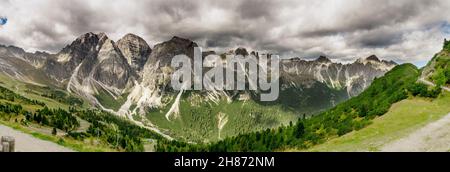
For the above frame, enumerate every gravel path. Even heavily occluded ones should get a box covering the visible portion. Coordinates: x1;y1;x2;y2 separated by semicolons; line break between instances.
381;78;450;152
418;78;450;92
0;125;74;152
381;113;450;152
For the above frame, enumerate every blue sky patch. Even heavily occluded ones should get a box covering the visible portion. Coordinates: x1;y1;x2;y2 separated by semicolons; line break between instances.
440;21;450;34
0;17;7;26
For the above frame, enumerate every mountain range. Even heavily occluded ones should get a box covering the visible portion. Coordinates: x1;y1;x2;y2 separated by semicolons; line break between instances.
0;32;397;141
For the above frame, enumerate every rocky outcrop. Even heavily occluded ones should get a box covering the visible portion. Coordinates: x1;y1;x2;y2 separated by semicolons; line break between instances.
315;56;332;63
0;45;54;85
36;32;135;109
281;55;396;97
145;36;198;67
92;38;133;89
235;47;249;56
0;45;49;68
117;33;151;74
123;36;200;115
44;32;105;82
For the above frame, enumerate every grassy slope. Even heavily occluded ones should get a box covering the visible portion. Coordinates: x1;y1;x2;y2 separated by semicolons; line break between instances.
146;93;297;143
157;64;421;152
146;81;347;143
0;73;116;152
0;73;88;110
300;44;450;152
0;120;115;152
94;87;129;111
304;88;450;152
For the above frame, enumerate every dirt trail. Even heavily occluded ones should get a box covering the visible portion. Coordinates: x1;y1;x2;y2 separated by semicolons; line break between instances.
418;78;450;92
0;125;74;152
381;112;450;152
381;78;450;152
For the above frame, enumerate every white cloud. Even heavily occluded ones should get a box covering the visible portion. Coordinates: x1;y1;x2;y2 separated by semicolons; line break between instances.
0;0;449;65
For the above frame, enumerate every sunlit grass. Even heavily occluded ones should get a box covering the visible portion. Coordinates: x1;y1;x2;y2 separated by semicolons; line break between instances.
301;92;450;152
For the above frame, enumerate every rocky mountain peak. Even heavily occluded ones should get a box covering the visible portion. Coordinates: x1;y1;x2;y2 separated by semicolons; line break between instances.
169;36;198;47
202;51;216;58
356;55;395;67
146;36;198;67
170;36;185;40
385;60;397;66
235;47;249;56
316;56;331;63
0;44;50;69
45;32;118;83
60;32;111;57
74;32;98;44
117;33;151;72
119;33;147;44
366;55;380;62
92;37;133;89
0;45;26;57
59;33;102;57
73;32;110;45
288;57;304;62
0;45;25;52
250;51;259;57
97;32;109;44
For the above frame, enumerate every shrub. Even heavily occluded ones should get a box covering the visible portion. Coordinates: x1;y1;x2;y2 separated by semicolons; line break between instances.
408;83;428;97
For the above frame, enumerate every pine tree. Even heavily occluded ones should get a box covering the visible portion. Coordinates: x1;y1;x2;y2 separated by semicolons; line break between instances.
293;120;305;139
52;127;57;135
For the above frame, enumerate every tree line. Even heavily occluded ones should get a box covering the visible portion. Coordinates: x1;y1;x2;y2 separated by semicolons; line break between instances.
0;84;166;152
156;64;425;152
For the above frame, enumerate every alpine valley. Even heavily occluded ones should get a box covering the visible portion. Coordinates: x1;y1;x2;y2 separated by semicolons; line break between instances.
0;32;398;150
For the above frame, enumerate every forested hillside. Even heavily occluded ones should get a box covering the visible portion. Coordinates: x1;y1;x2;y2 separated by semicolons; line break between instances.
0;83;167;152
423;39;450;86
156;64;421;152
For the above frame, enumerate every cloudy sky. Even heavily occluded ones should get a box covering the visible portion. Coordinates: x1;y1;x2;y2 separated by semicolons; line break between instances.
1;0;450;66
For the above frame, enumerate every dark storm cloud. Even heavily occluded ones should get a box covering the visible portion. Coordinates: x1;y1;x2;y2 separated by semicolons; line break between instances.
156;0;200;22
0;0;449;64
299;0;440;38
0;36;13;46
204;33;244;48
355;34;403;48
347;28;405;48
57;1;108;34
237;0;277;20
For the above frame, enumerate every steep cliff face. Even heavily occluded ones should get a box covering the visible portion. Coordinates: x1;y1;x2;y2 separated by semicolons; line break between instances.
92;38;133;89
44;32;105;83
60;33;135;110
145;36;198;67
117;34;151;75
120;36;199;116
281;55;396;97
0;45;54;85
